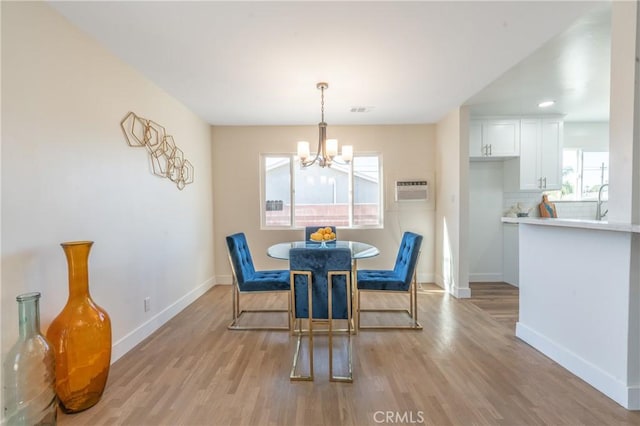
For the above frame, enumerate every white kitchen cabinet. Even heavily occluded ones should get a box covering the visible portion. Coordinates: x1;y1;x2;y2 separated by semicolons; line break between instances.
519;118;563;190
469;119;520;159
484;120;520;156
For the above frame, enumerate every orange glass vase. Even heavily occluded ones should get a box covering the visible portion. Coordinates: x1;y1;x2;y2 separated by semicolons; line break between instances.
46;241;111;413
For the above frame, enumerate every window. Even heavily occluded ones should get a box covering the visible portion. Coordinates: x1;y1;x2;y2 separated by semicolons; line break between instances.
547;149;608;201
261;153;383;229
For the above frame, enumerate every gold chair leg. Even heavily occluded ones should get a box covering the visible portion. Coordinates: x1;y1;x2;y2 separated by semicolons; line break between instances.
412;275;419;325
357;271;422;330
290;271;314;381
231;280;238;322
227;284;291;330
352;259;358;335
328;270;353;382
227;254;290;331
357;283;362;332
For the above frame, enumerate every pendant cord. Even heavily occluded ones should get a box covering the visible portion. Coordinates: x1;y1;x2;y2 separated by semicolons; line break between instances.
320;86;325;123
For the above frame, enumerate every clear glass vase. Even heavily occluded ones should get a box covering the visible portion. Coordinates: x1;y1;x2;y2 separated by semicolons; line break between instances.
3;292;57;425
46;241;111;413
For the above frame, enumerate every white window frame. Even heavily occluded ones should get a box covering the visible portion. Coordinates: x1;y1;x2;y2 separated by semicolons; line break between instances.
260;153;384;230
547;148;608;201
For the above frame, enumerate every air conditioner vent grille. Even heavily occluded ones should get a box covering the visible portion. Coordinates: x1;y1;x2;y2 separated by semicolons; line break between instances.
395;180;428;201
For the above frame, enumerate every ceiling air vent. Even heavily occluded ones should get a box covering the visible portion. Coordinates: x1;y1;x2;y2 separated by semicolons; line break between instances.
350;106;374;113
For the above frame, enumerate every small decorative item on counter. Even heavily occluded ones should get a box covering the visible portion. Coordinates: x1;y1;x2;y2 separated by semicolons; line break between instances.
3;292;57;425
504;202;532;218
539;194;558;218
46;241;111;413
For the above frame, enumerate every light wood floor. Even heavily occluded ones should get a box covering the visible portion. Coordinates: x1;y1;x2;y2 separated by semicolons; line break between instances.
468;282;519;330
59;283;640;426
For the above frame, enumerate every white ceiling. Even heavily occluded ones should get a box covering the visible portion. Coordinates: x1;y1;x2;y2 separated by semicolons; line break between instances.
466;2;611;122
49;1;608;126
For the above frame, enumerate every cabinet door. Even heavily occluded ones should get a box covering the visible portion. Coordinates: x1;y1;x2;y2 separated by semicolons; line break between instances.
469;120;484;157
519;120;541;190
540;119;563;190
483;120;520;156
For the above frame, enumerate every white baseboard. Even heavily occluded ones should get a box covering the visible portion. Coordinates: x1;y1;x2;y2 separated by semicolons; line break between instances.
434;273;444;288
433;273;470;298
452;287;471;298
516;321;639;410
468;272;503;282
216;274;232;285
111;277;216;363
417;272;434;283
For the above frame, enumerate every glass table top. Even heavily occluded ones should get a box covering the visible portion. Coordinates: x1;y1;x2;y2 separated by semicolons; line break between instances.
267;240;380;260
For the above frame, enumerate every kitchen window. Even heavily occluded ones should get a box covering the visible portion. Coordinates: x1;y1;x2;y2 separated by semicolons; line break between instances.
547;149;609;201
261;153;383;229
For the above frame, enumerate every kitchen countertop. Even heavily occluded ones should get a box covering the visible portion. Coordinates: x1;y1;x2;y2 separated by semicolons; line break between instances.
501;216;640;233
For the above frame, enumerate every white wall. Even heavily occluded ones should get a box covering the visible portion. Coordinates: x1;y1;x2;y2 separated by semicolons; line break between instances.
517;224;637;408
469;161;504;282
609;0;639;224
435;108;470;298
1;2;215;405
563;122;609;151
515;3;640;409
211;124;435;283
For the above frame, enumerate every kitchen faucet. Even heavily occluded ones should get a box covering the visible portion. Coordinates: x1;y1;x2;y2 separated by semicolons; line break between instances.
596;184;608;220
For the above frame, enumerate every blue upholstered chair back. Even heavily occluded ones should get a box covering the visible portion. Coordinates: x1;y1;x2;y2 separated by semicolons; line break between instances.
226;233;256;284
290;248;351;319
304;226;337;241
225;232;289;293
357;232;423;292
393;232;423;286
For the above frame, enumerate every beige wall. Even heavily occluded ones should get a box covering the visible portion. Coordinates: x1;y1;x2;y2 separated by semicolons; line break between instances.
1;1;215;393
212;124;436;283
435;108;470;298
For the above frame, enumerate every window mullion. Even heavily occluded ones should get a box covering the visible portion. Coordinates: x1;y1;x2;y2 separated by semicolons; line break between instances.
290;154;296;228
348;160;354;227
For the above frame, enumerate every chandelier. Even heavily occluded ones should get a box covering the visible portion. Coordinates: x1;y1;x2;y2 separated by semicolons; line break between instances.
297;82;353;168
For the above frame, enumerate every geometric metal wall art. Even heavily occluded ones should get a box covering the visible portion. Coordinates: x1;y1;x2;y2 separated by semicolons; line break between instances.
120;111;194;190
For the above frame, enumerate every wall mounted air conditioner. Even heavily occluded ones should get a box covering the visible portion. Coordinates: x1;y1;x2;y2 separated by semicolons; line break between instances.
395;180;428;201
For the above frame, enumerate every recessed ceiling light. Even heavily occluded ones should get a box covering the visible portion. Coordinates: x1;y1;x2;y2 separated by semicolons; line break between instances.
538;100;555;108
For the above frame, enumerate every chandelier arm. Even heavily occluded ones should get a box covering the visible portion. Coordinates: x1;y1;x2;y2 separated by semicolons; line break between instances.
300;149;321;167
299;82;348;168
299;146;321;168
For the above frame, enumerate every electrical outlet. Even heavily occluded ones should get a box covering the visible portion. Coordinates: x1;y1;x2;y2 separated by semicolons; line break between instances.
144;297;151;312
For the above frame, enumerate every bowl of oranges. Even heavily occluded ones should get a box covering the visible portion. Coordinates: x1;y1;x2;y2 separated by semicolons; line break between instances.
309;227;336;246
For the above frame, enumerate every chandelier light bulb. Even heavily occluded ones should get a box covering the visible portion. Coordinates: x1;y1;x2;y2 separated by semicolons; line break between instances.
326;139;338;157
341;145;353;162
297;141;310;160
297;82;353;168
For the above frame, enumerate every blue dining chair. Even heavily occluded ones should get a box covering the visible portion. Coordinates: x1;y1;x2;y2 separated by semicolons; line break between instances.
357;231;423;330
289;247;353;382
226;232;291;330
304;226;337;241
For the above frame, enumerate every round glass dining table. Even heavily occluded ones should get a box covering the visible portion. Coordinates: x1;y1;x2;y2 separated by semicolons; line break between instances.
267;240;379;260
